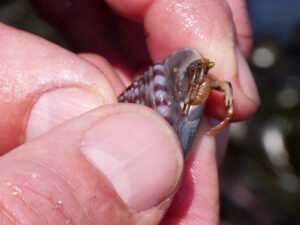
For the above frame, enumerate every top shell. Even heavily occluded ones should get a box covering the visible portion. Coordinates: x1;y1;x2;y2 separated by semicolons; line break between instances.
118;48;206;158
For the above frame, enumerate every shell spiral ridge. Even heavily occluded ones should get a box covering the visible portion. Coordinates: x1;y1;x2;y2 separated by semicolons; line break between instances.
118;63;174;124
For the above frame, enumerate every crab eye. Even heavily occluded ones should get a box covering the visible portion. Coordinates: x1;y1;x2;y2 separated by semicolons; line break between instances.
208;62;215;68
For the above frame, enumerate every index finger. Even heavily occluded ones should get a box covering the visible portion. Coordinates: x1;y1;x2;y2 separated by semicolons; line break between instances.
106;0;260;121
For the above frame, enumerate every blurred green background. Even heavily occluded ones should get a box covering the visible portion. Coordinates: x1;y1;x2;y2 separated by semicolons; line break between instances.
1;0;299;224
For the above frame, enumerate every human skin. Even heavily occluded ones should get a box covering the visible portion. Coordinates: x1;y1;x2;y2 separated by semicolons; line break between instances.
0;0;259;224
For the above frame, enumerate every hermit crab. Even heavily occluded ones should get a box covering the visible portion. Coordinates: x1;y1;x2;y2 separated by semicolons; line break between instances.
118;48;233;157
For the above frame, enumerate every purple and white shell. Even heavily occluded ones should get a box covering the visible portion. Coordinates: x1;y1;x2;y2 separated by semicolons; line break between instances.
118;48;207;158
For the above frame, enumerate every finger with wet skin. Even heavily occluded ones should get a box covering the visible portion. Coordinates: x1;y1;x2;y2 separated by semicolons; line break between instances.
0;23;116;155
106;0;260;121
0;104;183;224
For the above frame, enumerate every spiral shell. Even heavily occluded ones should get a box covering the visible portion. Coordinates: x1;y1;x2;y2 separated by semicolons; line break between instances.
118;48;207;157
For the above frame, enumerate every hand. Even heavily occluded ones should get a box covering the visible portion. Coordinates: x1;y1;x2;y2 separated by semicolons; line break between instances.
0;0;259;224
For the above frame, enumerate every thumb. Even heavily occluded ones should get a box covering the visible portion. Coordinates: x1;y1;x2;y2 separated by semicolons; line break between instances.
0;104;183;224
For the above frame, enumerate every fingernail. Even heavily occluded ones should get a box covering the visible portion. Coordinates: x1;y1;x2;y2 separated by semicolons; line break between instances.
81;111;183;211
236;47;260;105
26;88;103;141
